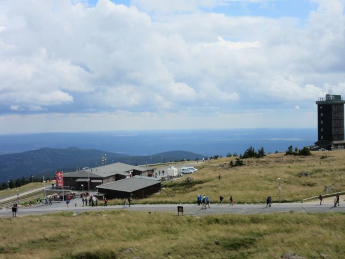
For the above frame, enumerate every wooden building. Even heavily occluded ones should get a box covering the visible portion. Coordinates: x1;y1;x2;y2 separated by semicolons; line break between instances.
63;162;154;190
96;176;161;199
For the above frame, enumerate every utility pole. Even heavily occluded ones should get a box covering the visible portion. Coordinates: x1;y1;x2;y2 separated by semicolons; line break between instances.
277;178;281;204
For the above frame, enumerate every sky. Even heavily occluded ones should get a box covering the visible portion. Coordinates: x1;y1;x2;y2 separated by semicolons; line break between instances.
0;0;345;134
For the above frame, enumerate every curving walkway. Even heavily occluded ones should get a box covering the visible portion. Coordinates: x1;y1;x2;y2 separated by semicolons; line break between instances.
1;199;344;218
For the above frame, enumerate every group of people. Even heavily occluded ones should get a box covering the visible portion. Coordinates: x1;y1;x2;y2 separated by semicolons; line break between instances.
219;195;234;205
44;197;53;205
318;194;340;207
122;196;132;208
197;194;210;209
79;195;98;207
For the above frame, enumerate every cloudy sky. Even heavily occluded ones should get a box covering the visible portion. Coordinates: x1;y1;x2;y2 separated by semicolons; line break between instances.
0;0;344;134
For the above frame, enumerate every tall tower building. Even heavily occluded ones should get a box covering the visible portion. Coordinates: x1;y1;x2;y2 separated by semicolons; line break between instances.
316;94;345;149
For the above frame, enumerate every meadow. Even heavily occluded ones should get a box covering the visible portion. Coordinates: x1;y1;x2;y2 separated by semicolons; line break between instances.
1;151;345;258
0;183;46;200
1;210;344;259
137;150;345;205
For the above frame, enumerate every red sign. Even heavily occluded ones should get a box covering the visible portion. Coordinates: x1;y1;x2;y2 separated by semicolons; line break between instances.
56;171;63;188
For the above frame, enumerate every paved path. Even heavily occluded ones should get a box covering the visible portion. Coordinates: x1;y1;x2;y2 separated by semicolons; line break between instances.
0;187;46;204
1;198;344;218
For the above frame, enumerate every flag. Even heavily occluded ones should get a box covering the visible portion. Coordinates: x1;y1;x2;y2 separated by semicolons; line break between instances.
56;171;63;188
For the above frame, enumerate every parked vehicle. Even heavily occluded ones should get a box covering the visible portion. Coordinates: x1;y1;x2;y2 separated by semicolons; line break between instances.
181;167;198;173
181;168;193;174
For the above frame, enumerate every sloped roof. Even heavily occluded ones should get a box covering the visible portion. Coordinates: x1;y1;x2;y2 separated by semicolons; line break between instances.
64;162;149;178
64;171;100;178
96;177;160;193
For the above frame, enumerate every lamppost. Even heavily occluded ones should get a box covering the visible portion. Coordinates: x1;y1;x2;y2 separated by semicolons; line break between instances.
277;178;281;204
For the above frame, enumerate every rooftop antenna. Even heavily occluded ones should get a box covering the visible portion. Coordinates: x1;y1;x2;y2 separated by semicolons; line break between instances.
328;87;333;99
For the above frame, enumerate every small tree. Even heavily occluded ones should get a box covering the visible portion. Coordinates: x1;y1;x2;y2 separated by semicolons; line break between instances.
235;158;244;166
299;147;311;156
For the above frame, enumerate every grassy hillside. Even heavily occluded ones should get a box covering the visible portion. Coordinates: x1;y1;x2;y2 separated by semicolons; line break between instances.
1;210;344;258
0;182;46;200
140;150;345;204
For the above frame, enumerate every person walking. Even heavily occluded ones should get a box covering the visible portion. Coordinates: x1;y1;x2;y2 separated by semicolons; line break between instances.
318;194;323;205
266;196;271;207
123;198;126;208
206;196;210;208
49;197;52;205
12;204;18;217
85;197;88;206
202;195;206;209
104;198;108;206
230;196;233;206
92;196;97;207
334;196;338;207
220;196;223;205
336;194;340;206
128;196;131;207
74;199;78;207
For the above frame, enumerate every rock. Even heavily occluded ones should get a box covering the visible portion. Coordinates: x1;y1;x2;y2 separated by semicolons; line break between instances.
185;177;193;183
215;241;220;245
324;186;333;193
72;213;79;217
320;253;331;258
124;248;134;253
298;171;311;177
281;252;305;259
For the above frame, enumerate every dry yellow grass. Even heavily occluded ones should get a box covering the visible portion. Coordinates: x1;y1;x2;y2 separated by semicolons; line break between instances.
0;210;344;258
0;183;46;200
136;150;345;204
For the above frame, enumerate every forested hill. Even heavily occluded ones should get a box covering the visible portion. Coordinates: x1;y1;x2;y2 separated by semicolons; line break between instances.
0;147;205;182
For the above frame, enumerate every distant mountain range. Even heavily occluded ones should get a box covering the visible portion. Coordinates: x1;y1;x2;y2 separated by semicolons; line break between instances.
0;147;205;183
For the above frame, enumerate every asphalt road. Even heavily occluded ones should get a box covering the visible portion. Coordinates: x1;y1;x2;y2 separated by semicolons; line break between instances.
1;199;344;218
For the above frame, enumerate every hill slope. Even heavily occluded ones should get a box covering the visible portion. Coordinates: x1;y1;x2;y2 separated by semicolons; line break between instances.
0;147;205;182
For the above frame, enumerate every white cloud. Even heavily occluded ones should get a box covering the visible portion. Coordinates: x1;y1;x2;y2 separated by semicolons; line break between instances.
0;0;344;132
200;36;262;50
295;105;300;110
269;77;325;101
10;105;23;111
132;0;214;13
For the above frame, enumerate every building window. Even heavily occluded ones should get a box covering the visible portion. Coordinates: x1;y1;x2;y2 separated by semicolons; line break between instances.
320;106;322;109
321;113;323;116
321;128;323;132
321;136;323;140
321;120;323;124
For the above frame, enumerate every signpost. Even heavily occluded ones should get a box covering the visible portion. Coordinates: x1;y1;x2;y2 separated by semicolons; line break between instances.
177;206;183;216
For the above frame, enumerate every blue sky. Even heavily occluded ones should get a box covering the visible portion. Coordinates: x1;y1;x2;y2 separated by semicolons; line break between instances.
86;0;318;19
0;0;344;133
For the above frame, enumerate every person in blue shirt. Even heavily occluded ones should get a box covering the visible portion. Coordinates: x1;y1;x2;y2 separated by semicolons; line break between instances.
206;196;210;208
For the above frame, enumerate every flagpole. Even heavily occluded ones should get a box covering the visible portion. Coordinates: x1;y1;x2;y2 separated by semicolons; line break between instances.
62;171;64;202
